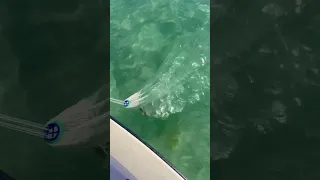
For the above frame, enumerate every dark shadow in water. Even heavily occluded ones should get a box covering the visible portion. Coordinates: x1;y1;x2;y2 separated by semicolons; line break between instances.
0;0;110;179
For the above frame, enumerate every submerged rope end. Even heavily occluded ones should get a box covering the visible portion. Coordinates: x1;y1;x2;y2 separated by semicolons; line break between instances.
124;99;130;107
125;92;143;108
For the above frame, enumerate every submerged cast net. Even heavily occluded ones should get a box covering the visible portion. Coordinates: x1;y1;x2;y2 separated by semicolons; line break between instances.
124;31;210;118
0;85;108;147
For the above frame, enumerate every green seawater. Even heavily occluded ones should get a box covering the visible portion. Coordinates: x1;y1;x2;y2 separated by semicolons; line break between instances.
110;0;210;179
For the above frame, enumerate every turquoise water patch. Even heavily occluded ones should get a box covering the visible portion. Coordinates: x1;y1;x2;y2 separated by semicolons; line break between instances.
110;0;210;179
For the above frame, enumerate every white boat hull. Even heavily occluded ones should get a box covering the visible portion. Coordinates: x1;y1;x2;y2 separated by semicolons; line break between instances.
110;117;186;180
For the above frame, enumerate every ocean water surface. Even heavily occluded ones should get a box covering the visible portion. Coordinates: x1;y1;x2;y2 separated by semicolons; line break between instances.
110;0;210;179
